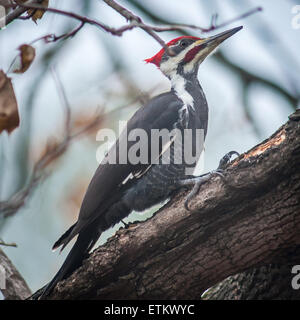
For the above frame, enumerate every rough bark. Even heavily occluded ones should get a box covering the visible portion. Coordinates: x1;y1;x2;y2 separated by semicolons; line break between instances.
203;262;300;300
0;248;31;300
42;109;300;300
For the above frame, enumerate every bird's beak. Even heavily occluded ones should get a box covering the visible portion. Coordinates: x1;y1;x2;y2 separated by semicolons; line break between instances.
195;25;243;49
190;26;243;64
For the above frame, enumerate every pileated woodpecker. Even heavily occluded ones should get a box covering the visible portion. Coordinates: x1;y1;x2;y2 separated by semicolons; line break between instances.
38;26;242;298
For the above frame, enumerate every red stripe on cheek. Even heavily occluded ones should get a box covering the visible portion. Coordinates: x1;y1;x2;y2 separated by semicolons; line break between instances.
184;46;201;63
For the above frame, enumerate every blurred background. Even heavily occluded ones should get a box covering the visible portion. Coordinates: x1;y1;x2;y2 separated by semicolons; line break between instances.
0;0;299;295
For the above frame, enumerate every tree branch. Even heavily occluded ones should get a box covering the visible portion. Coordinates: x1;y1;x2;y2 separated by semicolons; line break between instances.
0;248;31;299
2;0;42;25
7;0;260;55
202;261;300;300
38;109;300;300
0;239;17;247
30;22;85;44
0;71;104;219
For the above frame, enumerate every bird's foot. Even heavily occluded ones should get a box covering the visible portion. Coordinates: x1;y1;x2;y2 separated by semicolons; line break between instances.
179;170;224;211
180;151;239;211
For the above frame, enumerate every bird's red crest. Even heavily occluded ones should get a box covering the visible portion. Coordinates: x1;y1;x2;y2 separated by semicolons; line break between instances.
145;36;201;67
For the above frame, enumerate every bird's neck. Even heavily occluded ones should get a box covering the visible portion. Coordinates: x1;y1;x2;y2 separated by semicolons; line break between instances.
170;70;208;135
170;71;202;110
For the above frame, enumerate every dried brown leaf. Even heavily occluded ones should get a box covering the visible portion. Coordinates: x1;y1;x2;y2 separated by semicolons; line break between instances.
26;0;49;23
0;70;19;134
10;44;36;74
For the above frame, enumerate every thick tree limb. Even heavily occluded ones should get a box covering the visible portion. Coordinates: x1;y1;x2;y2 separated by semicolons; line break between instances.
0;248;31;299
41;110;300;299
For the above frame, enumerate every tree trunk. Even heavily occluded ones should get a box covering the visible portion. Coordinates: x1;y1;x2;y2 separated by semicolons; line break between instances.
40;110;300;300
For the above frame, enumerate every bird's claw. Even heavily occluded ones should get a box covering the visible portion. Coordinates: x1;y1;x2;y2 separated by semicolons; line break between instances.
183;151;239;211
184;170;222;211
218;151;239;170
214;168;225;178
184;180;202;211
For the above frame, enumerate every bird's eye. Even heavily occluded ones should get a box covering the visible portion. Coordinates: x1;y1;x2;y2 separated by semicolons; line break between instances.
180;40;188;48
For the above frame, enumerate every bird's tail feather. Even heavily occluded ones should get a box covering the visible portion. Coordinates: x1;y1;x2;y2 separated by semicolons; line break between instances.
52;223;77;251
39;227;100;299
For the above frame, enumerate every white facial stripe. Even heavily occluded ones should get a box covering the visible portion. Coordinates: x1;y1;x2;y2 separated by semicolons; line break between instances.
183;44;217;74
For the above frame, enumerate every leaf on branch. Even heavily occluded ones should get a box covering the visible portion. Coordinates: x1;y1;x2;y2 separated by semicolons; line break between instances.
27;0;49;23
0;70;19;134
8;44;36;74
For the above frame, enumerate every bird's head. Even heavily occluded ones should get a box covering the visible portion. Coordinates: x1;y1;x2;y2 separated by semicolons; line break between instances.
145;26;243;79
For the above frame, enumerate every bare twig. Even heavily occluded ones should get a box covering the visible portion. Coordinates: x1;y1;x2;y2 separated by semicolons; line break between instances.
0;72;104;218
10;0;175;54
0;238;17;247
2;0;41;25
102;0;174;55
143;7;262;33
8;0;261;55
0;115;104;218
208;6;262;30
9;0;141;37
30;22;85;44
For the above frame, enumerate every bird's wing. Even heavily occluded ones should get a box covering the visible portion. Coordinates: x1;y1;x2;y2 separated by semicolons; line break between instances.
67;91;183;241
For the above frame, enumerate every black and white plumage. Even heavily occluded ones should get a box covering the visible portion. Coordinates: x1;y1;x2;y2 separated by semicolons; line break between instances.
38;26;242;299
